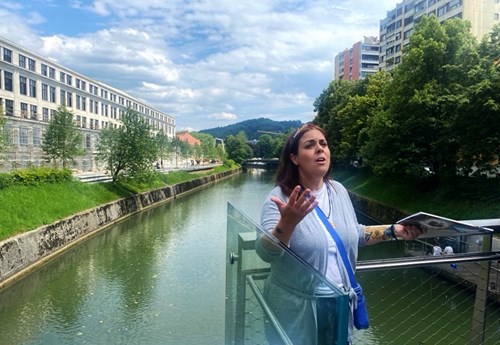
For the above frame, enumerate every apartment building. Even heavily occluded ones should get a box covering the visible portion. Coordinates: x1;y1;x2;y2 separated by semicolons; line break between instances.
0;36;175;172
379;0;500;71
334;36;380;81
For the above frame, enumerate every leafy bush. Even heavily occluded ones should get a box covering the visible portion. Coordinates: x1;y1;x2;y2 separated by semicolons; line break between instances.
9;167;73;186
0;173;13;189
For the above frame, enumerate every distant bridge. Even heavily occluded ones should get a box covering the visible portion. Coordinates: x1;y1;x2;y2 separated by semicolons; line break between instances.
242;158;280;168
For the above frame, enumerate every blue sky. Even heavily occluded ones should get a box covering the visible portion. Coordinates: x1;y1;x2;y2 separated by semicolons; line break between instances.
0;0;399;131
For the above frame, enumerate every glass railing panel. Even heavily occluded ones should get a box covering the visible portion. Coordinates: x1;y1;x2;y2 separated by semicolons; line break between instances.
225;202;349;345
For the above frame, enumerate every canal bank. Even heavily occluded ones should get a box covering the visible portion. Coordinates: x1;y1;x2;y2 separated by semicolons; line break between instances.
0;168;241;289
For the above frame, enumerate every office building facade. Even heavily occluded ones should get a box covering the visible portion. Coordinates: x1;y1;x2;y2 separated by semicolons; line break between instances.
0;36;175;172
334;36;380;80
379;0;500;71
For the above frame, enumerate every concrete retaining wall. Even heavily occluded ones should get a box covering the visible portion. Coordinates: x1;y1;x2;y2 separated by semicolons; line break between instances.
0;168;241;287
348;191;410;224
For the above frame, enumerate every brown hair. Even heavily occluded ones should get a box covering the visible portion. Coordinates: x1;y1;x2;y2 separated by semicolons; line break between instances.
275;123;332;195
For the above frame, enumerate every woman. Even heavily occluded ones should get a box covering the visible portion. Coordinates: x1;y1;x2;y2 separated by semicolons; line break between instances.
255;123;424;345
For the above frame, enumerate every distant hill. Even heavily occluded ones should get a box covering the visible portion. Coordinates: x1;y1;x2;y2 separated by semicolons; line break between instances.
199;118;302;140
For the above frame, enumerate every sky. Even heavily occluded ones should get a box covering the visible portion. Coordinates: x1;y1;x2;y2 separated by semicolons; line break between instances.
0;0;400;131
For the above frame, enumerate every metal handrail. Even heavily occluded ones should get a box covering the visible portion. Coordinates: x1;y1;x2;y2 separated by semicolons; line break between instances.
357;251;500;271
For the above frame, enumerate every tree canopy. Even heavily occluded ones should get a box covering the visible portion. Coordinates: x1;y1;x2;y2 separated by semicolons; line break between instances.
96;108;159;182
314;18;500;179
41;105;84;168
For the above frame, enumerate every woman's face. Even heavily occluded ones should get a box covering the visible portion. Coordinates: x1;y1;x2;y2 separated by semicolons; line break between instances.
290;128;331;181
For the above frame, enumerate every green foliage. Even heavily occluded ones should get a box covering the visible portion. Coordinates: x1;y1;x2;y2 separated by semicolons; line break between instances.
256;134;275;158
225;131;253;164
0;167;72;189
199;118;301;140
0;173;12;189
313;79;368;166
41;105;85;168
191;132;223;161
315;16;500;180
96;108;159;182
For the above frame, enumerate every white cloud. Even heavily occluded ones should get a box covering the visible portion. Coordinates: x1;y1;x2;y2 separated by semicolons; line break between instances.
0;0;401;130
208;112;238;120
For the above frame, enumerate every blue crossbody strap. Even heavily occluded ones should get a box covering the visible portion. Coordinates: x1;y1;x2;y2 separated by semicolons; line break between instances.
315;205;359;289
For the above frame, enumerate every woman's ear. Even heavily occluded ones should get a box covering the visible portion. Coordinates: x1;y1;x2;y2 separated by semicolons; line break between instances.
290;153;298;166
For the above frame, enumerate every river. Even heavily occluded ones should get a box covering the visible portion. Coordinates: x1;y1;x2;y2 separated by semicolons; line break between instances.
0;169;498;345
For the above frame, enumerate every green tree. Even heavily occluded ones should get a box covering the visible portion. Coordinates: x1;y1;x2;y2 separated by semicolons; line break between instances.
155;130;171;167
225;131;253;164
96;109;159;182
42;105;84;168
256;134;275;158
362;16;479;177
313;79;367;166
337;72;390;165
451;24;500;176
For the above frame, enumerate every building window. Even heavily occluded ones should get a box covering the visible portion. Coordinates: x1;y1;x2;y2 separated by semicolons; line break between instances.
29;79;36;97
43;107;49;122
4;71;13;91
41;63;48;76
66;74;72;86
49;67;55;79
495;13;499;20
21;102;28;118
33;128;41;147
86;135;91;149
81;96;86;111
30;104;37;119
3;48;12;63
19;54;26;68
19;76;27;95
50;109;56;120
67;91;72;107
5;99;14;116
28;58;36;72
60;90;66;105
42;83;48;101
49;86;56;103
60;71;66;83
20;127;28;146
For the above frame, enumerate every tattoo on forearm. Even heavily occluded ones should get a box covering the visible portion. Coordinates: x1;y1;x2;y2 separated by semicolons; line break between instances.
364;225;388;242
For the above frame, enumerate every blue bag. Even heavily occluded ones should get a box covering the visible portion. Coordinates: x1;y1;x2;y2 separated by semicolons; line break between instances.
315;205;370;330
353;285;370;330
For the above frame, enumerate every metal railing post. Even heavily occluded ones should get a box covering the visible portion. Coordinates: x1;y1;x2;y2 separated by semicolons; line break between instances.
469;234;493;345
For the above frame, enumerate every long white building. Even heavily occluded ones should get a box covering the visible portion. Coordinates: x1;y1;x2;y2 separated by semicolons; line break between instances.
379;0;500;71
0;36;175;172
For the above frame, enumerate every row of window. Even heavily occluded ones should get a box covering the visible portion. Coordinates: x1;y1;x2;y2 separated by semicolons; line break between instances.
3;123;94;150
382;0;464;32
2;98;118;132
0;42;173;125
2;70;133;121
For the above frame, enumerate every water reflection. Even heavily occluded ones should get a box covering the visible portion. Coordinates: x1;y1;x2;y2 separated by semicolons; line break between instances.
0;170;276;345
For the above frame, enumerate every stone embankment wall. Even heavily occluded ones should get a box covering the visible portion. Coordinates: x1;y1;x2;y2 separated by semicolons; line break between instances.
348;192;410;224
0;168;241;288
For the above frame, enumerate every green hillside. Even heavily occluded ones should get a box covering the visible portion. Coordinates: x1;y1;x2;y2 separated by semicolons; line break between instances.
199;118;302;140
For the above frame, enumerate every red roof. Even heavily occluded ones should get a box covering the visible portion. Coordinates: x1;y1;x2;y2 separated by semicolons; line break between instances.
176;131;201;146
